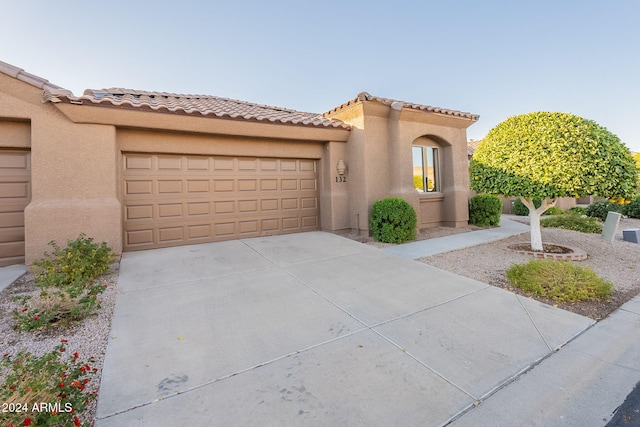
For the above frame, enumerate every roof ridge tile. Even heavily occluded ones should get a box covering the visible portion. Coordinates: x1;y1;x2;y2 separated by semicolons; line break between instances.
325;91;479;121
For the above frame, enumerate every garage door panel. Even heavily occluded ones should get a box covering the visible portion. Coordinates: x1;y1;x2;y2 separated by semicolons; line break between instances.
187;180;210;193
158;203;183;218
214;180;234;192
299;160;316;172
123;153;319;251
125;229;154;246
126;180;153;195
282;217;299;230
188;224;211;239
301;197;318;209
0;150;30;266
187;202;210;216
302;216;319;228
214;158;234;171
261;159;277;171
238;180;257;191
125;155;152;170
157;180;182;194
0;181;29;198
281;160;297;171
300;179;317;191
214;222;235;237
281;179;298;191
126;205;153;220
282;198;298;210
261;199;278;211
238;220;259;234
158;156;182;170
186;157;210;170
158;227;184;243
0;227;25;244
260;179;278;191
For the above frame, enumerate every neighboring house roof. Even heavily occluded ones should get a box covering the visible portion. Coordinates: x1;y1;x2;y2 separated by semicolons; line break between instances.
324;92;480;122
467;139;483;156
44;88;350;129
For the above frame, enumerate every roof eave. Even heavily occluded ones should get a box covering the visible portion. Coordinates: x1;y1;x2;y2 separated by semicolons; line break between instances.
51;101;351;142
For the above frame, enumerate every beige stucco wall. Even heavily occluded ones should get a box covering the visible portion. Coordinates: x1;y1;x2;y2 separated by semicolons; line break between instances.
0;73;121;265
326;99;475;234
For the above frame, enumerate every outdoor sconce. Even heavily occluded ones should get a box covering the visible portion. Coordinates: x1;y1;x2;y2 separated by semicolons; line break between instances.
336;160;347;175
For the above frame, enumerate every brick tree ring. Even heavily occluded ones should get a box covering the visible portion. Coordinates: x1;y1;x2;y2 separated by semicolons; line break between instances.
506;243;588;261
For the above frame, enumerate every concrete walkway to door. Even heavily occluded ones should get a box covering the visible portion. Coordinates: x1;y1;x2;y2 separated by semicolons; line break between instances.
95;232;593;426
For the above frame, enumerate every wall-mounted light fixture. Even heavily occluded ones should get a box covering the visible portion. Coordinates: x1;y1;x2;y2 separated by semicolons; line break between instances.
336;160;347;175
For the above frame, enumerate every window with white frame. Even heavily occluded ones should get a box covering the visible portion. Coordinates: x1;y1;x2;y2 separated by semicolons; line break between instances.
412;145;439;192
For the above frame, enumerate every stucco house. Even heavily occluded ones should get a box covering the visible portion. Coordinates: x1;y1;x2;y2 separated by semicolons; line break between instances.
0;60;478;266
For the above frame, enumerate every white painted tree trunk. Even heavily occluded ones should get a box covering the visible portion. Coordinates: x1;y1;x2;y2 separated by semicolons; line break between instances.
520;197;557;252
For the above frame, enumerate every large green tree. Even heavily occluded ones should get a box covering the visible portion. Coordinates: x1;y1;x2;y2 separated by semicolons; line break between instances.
635;151;640;187
471;112;638;251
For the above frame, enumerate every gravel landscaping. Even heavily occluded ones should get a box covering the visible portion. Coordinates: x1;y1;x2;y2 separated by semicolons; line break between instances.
1;216;639;424
0;268;119;425
419;217;640;320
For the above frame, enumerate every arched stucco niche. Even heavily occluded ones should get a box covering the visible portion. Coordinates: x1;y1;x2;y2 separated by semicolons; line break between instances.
411;134;466;227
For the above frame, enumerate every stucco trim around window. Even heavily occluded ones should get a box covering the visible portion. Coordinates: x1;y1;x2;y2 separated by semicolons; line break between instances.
412;145;441;193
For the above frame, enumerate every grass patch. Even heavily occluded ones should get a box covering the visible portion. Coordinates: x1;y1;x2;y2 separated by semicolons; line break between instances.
540;213;603;234
506;259;613;303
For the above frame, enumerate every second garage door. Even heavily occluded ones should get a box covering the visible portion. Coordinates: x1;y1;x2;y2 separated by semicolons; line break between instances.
0;150;30;266
123;153;319;251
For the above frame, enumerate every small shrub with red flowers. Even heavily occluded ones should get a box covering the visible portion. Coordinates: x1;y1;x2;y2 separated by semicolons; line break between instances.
13;234;114;331
0;341;97;427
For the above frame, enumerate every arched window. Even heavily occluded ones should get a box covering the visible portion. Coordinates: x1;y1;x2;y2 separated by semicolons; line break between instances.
412;145;440;192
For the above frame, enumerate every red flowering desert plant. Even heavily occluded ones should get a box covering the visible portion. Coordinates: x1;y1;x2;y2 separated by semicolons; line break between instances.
0;340;97;427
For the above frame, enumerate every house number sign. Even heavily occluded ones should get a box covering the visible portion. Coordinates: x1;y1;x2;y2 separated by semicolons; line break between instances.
335;176;347;183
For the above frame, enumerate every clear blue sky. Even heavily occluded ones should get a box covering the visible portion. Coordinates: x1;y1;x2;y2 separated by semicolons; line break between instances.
2;0;639;152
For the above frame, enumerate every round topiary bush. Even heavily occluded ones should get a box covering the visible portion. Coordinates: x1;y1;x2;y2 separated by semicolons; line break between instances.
586;200;624;221
370;197;417;243
469;194;502;226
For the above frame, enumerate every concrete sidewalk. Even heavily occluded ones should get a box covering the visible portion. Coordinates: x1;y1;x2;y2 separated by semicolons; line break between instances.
451;295;640;426
382;217;530;259
95;231;595;426
0;264;26;293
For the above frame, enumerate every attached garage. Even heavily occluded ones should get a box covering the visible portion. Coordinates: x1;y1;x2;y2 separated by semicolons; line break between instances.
0;60;475;264
0;150;30;266
123;153;319;251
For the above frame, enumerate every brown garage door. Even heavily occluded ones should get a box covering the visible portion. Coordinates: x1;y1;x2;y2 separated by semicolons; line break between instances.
0;150;31;266
123;153;319;251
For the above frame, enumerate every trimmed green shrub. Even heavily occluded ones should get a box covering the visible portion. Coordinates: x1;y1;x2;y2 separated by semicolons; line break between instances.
469;194;502;226
586;200;624;221
506;259;613;303
542;206;565;216
14;234;115;330
623;195;640;219
370;197;417;243
567;206;587;215
512;198;541;216
540;213;603;233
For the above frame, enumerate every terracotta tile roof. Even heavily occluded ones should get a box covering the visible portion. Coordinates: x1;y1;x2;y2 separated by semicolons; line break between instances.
0;60;72;96
44;88;350;129
324;91;480;121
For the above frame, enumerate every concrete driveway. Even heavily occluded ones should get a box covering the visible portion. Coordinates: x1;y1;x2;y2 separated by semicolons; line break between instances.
95;232;593;426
